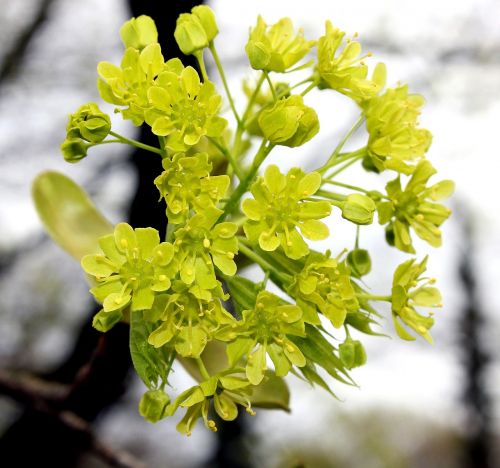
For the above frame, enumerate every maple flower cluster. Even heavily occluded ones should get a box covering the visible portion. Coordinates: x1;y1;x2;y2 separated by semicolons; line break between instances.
58;6;454;435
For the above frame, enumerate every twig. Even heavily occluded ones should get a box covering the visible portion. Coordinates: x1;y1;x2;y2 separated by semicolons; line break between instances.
0;368;145;468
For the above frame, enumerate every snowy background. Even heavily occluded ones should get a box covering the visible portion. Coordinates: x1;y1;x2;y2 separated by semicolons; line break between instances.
0;0;499;466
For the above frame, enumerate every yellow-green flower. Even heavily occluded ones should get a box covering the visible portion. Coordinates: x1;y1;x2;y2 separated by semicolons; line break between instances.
391;257;441;342
81;223;176;313
362;85;432;174
288;251;359;327
147;286;234;358
120;15;158;50
377;160;454;253
225;291;306;385
258;95;319;147
154;152;230;225
97;43;165;125
145;63;227;151
316;21;385;101
174;5;218;55
245;16;314;72
243;165;331;259
173;207;238;289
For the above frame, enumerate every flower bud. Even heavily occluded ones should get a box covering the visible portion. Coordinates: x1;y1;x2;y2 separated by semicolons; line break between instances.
258;95;319;147
60;138;89;163
347;249;372;277
139;390;170;423
174;6;218;57
341;194;376;225
67;103;111;143
339;339;367;369
92;309;123;332
192;6;218;43
120;15;158;50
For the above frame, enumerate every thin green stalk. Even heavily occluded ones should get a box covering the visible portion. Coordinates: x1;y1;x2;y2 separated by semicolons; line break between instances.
194;51;209;82
221;140;273;220
109;131;164;156
317;115;365;173
240;73;266;124
238;240;292;284
323;180;371;194
324;153;364;179
195;357;210;380
300;82;316;96
264;71;277;101
209;42;241;125
208;137;244;180
356;294;392;302
315;190;346;202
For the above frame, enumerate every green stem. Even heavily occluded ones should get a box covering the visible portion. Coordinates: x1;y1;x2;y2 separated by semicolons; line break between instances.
357;294;392;302
195;357;210;380
209;42;241;125
108;131;164;156
241;73;266;124
317;115;365;173
325;153;364;179
221;140;273;220
315;190;346;202
264;71;277;101
208;137;244;180
322;180;372;194
194;51;209;82
238;240;292;284
300;82;316;96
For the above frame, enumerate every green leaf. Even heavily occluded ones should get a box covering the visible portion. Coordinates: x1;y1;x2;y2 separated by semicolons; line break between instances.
32;171;113;261
248;371;290;411
130;311;171;389
92;308;123;332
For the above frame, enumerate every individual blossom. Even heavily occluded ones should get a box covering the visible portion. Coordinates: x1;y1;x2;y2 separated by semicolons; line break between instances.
362;85;432;174
391;257;441;342
224;291;306;385
97;39;165;125
168;371;254;435
245;16;314;72
81;223;176;313
258;95;319;147
154;152;230;224
173;206;239;288
339;336;367;369
174;5;218;56
316;21;386;101
145;63;227;151
242;165;331;259
120;15;158;50
377;160;454;253
287;251;359;328
147;282;235;358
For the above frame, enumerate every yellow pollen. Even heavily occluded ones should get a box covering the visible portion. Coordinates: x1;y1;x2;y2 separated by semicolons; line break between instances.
290;175;296;180
130;276;137;282
159;275;167;281
115;297;123;304
282;312;288;318
186;269;193;275
416;214;425;222
257;302;264;309
203;238;211;248
227;252;234;259
287;241;293;246
286;344;295;353
120;239;128;248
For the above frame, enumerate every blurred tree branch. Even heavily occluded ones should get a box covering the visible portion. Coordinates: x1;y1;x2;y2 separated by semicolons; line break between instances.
0;368;145;468
0;0;56;84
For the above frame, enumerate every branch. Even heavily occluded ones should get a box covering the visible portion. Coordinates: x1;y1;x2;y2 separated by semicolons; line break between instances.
0;0;56;84
0;368;145;468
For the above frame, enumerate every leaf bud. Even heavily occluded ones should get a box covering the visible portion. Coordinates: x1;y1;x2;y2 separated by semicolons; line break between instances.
339;339;367;369
92;309;123;332
175;6;218;56
192;6;218;43
120;15;158;50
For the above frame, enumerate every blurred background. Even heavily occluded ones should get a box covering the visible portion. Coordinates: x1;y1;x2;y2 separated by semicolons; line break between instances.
0;0;499;467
